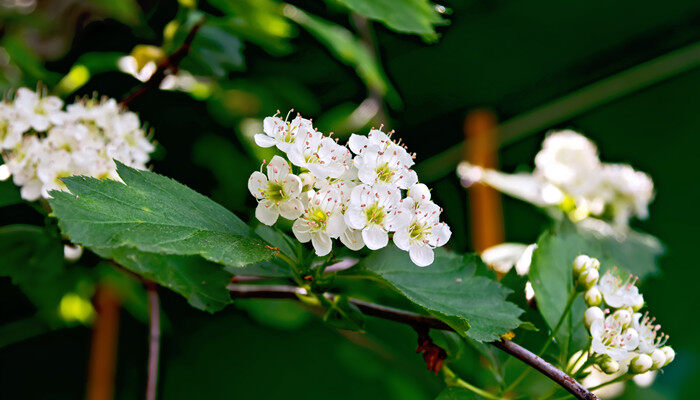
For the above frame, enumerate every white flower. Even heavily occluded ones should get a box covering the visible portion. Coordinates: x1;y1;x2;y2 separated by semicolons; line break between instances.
352;141;417;189
344;183;406;250
292;188;346;256
480;243;537;275
590;314;640;361
601;163;654;227
339;227;365;251
534;130;601;196
348;128;393;155
254;114;314;152
632;312;668;354
13;87;64;132
0;102;29;150
598;269;644;309
248;156;303;225
287;129;352;179
393;199;450;267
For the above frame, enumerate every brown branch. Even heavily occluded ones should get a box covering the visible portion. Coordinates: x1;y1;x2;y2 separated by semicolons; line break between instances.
145;282;161;400
227;283;598;400
120;19;206;107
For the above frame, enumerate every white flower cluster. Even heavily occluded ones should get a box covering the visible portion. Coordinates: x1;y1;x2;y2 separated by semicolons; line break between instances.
457;130;654;230
248;111;451;266
0;87;154;200
573;255;674;376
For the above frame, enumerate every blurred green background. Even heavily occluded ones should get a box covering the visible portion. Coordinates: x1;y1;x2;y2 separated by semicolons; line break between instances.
1;0;699;399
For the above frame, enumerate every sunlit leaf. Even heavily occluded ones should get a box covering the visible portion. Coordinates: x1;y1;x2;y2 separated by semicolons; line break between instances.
335;0;448;39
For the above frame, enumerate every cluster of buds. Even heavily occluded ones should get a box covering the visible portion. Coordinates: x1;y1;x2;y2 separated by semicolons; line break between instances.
0;87;154;201
573;255;674;377
248;111;451;266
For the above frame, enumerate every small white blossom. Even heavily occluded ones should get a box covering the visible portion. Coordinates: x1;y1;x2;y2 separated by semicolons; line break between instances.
590;314;640;361
534;130;601;197
393;198;450;267
633;312;669;354
350;131;417;189
344;183;407;250
292;188;346;256
13;87;64;132
287;129;352;179
254;113;314;152
598;269;644;309
248;156;303;226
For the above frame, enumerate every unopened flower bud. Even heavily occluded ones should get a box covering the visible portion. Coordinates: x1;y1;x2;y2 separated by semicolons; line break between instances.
584;306;604;329
599;356;620;374
64;244;83;262
298;172;315;192
573;255;591;277
584;287;602;307
586;258;601;270
632;297;645;312
650;348;666;370
661;346;675;366
577;268;599;290
630;354;653;374
612;309;632;328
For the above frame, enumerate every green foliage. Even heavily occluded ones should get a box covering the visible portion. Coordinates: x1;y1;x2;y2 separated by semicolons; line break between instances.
335;0;448;39
0;180;21;207
48;162;274;269
357;245;523;342
435;387;480;399
320;294;366;331
96;247;234;312
529;221;663;355
285;6;397;100
177;12;245;78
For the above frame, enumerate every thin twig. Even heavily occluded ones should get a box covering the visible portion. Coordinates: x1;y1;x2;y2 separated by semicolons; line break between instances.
227;283;598;400
145;282;161;400
120;19;206;107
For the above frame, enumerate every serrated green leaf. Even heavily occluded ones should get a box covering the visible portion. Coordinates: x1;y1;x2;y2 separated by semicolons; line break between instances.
48;162;274;269
335;0;448;39
96;247;233;312
358;245;523;342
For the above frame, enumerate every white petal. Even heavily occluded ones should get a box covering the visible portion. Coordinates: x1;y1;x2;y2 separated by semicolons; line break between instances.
515;244;538;276
340;228;364;251
263;116;283;136
348;133;368;155
362;226;388;250
292;218;311;243
326;212;346;238
311;233;332;256
254;134;277;148
20;179;43;201
392;228;411;251
384;209;410;232
282;174;302;197
278;198;303;220
408;183;431;203
344;207;366;230
267;155;290;182
409;243;434;267
255;200;279;225
248;171;268;198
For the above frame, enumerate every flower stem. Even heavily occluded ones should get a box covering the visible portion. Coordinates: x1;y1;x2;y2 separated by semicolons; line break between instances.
443;365;510;400
504;287;579;393
586;375;632;392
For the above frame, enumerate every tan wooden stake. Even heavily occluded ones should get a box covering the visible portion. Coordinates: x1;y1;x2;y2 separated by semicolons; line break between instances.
85;286;121;400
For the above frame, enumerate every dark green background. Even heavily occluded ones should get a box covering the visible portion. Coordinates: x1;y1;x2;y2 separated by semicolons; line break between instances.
1;0;698;399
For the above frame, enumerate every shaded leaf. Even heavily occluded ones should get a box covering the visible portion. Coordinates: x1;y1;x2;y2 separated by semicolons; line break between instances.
358;245;523;342
48;162;274;269
0;180;21;207
336;0;448;39
96;247;233;312
435;387;481;400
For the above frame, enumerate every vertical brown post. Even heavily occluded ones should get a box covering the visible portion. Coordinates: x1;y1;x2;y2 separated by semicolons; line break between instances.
464;109;504;253
86;286;121;400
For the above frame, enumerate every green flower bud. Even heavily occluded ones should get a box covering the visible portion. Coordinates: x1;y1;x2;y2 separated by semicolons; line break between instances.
584;287;602;307
630;354;653;374
661;346;675;366
299;172;315;192
573;255;591;277
577;267;599;290
599;356;620;374
632;297;645;312
584;306;604;329
650;349;666;370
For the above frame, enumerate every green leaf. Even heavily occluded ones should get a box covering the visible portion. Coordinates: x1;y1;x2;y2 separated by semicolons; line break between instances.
335;0;448;39
358;245;523;342
529;221;663;354
285;6;397;101
177;12;245;78
0;180;21;207
96;247;234;312
321;294;366;331
435;387;481;400
48;162;274;268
